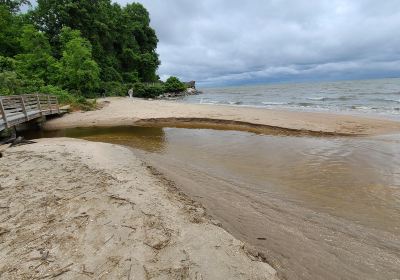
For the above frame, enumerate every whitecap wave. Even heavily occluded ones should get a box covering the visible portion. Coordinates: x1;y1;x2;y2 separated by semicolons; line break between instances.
261;102;287;105
383;99;400;103
306;96;354;101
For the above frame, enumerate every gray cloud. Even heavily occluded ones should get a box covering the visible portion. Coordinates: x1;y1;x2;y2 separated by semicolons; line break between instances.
118;0;400;86
29;0;400;86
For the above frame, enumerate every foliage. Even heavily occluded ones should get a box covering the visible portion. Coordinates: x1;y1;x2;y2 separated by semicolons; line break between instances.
163;76;186;93
101;81;127;97
0;71;20;95
0;55;16;71
72;96;97;111
131;82;163;98
0;4;23;57
39;84;74;104
56;27;100;97
14;25;57;84
132;82;145;97
0;1;191;109
31;0;159;83
143;84;164;98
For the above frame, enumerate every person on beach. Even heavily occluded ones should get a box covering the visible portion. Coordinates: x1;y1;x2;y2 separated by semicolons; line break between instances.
128;88;133;99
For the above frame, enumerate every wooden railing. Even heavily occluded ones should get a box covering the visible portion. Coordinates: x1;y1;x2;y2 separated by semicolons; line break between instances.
0;94;59;131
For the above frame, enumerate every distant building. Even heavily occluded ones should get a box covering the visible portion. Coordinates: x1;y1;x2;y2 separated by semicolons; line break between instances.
184;81;196;89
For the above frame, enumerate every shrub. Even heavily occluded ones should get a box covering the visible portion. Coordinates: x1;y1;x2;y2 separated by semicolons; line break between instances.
39;85;74;104
143;84;164;98
163;76;186;93
72;96;97;111
132;82;146;97
0;71;20;95
101;81;128;97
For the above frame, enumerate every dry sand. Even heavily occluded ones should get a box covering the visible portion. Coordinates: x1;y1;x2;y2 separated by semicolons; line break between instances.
0;138;278;280
45;97;400;135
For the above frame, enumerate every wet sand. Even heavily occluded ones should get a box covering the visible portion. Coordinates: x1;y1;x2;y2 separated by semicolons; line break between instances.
45;97;400;136
0;138;278;279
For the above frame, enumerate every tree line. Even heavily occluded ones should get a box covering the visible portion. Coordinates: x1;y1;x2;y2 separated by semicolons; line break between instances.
0;0;186;107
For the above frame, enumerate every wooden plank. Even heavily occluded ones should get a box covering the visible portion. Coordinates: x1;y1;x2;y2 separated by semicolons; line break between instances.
4;108;23;114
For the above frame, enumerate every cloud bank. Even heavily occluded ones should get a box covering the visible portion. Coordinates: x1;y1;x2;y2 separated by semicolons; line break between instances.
118;0;400;86
28;0;400;86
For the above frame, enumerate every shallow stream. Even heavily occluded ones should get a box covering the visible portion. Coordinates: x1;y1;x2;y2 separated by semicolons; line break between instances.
24;126;400;280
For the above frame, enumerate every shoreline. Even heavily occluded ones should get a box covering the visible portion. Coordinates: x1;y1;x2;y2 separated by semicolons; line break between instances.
44;97;400;136
0;138;278;279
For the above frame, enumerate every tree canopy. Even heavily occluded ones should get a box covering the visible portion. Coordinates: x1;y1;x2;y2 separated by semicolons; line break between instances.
30;0;160;84
0;0;166;103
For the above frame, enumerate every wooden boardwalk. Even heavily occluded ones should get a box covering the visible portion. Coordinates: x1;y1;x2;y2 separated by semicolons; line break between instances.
0;94;60;132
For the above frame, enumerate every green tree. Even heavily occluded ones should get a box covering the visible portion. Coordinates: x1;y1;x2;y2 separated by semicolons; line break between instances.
57;27;100;97
14;25;57;84
120;3;159;82
32;0;160;84
0;4;24;56
0;1;162;102
164;76;186;93
0;71;20;95
0;55;20;95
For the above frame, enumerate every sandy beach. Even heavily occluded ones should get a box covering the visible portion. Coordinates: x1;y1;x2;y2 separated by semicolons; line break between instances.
44;97;400;136
0;138;278;279
3;99;400;279
4;0;400;278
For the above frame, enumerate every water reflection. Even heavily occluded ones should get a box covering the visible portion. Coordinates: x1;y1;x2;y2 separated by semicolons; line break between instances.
25;126;400;232
158;129;400;232
25;126;167;152
23;126;400;279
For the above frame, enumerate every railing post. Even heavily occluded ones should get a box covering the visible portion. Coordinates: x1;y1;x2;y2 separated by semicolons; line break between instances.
47;95;52;114
55;96;60;114
20;95;29;121
0;98;9;128
36;94;43;116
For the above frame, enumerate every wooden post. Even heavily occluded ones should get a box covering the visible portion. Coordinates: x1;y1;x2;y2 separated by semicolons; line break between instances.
20;95;29;121
55;96;60;114
0;98;8;128
36;94;43;116
47;95;52;114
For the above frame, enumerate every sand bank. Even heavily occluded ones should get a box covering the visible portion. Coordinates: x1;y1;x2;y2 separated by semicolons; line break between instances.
44;97;400;135
0;138;278;279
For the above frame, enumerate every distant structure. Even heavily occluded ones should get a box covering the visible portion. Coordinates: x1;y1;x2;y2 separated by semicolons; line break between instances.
184;81;196;89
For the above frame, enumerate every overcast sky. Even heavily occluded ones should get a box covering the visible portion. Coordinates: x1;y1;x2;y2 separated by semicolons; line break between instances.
27;1;400;86
116;0;399;86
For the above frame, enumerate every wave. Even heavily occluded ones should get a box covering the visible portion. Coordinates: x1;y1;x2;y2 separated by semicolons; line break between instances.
383;98;400;103
261;102;288;105
228;101;243;105
350;106;377;110
306;96;355;101
306;97;325;101
369;98;400;104
295;102;314;107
